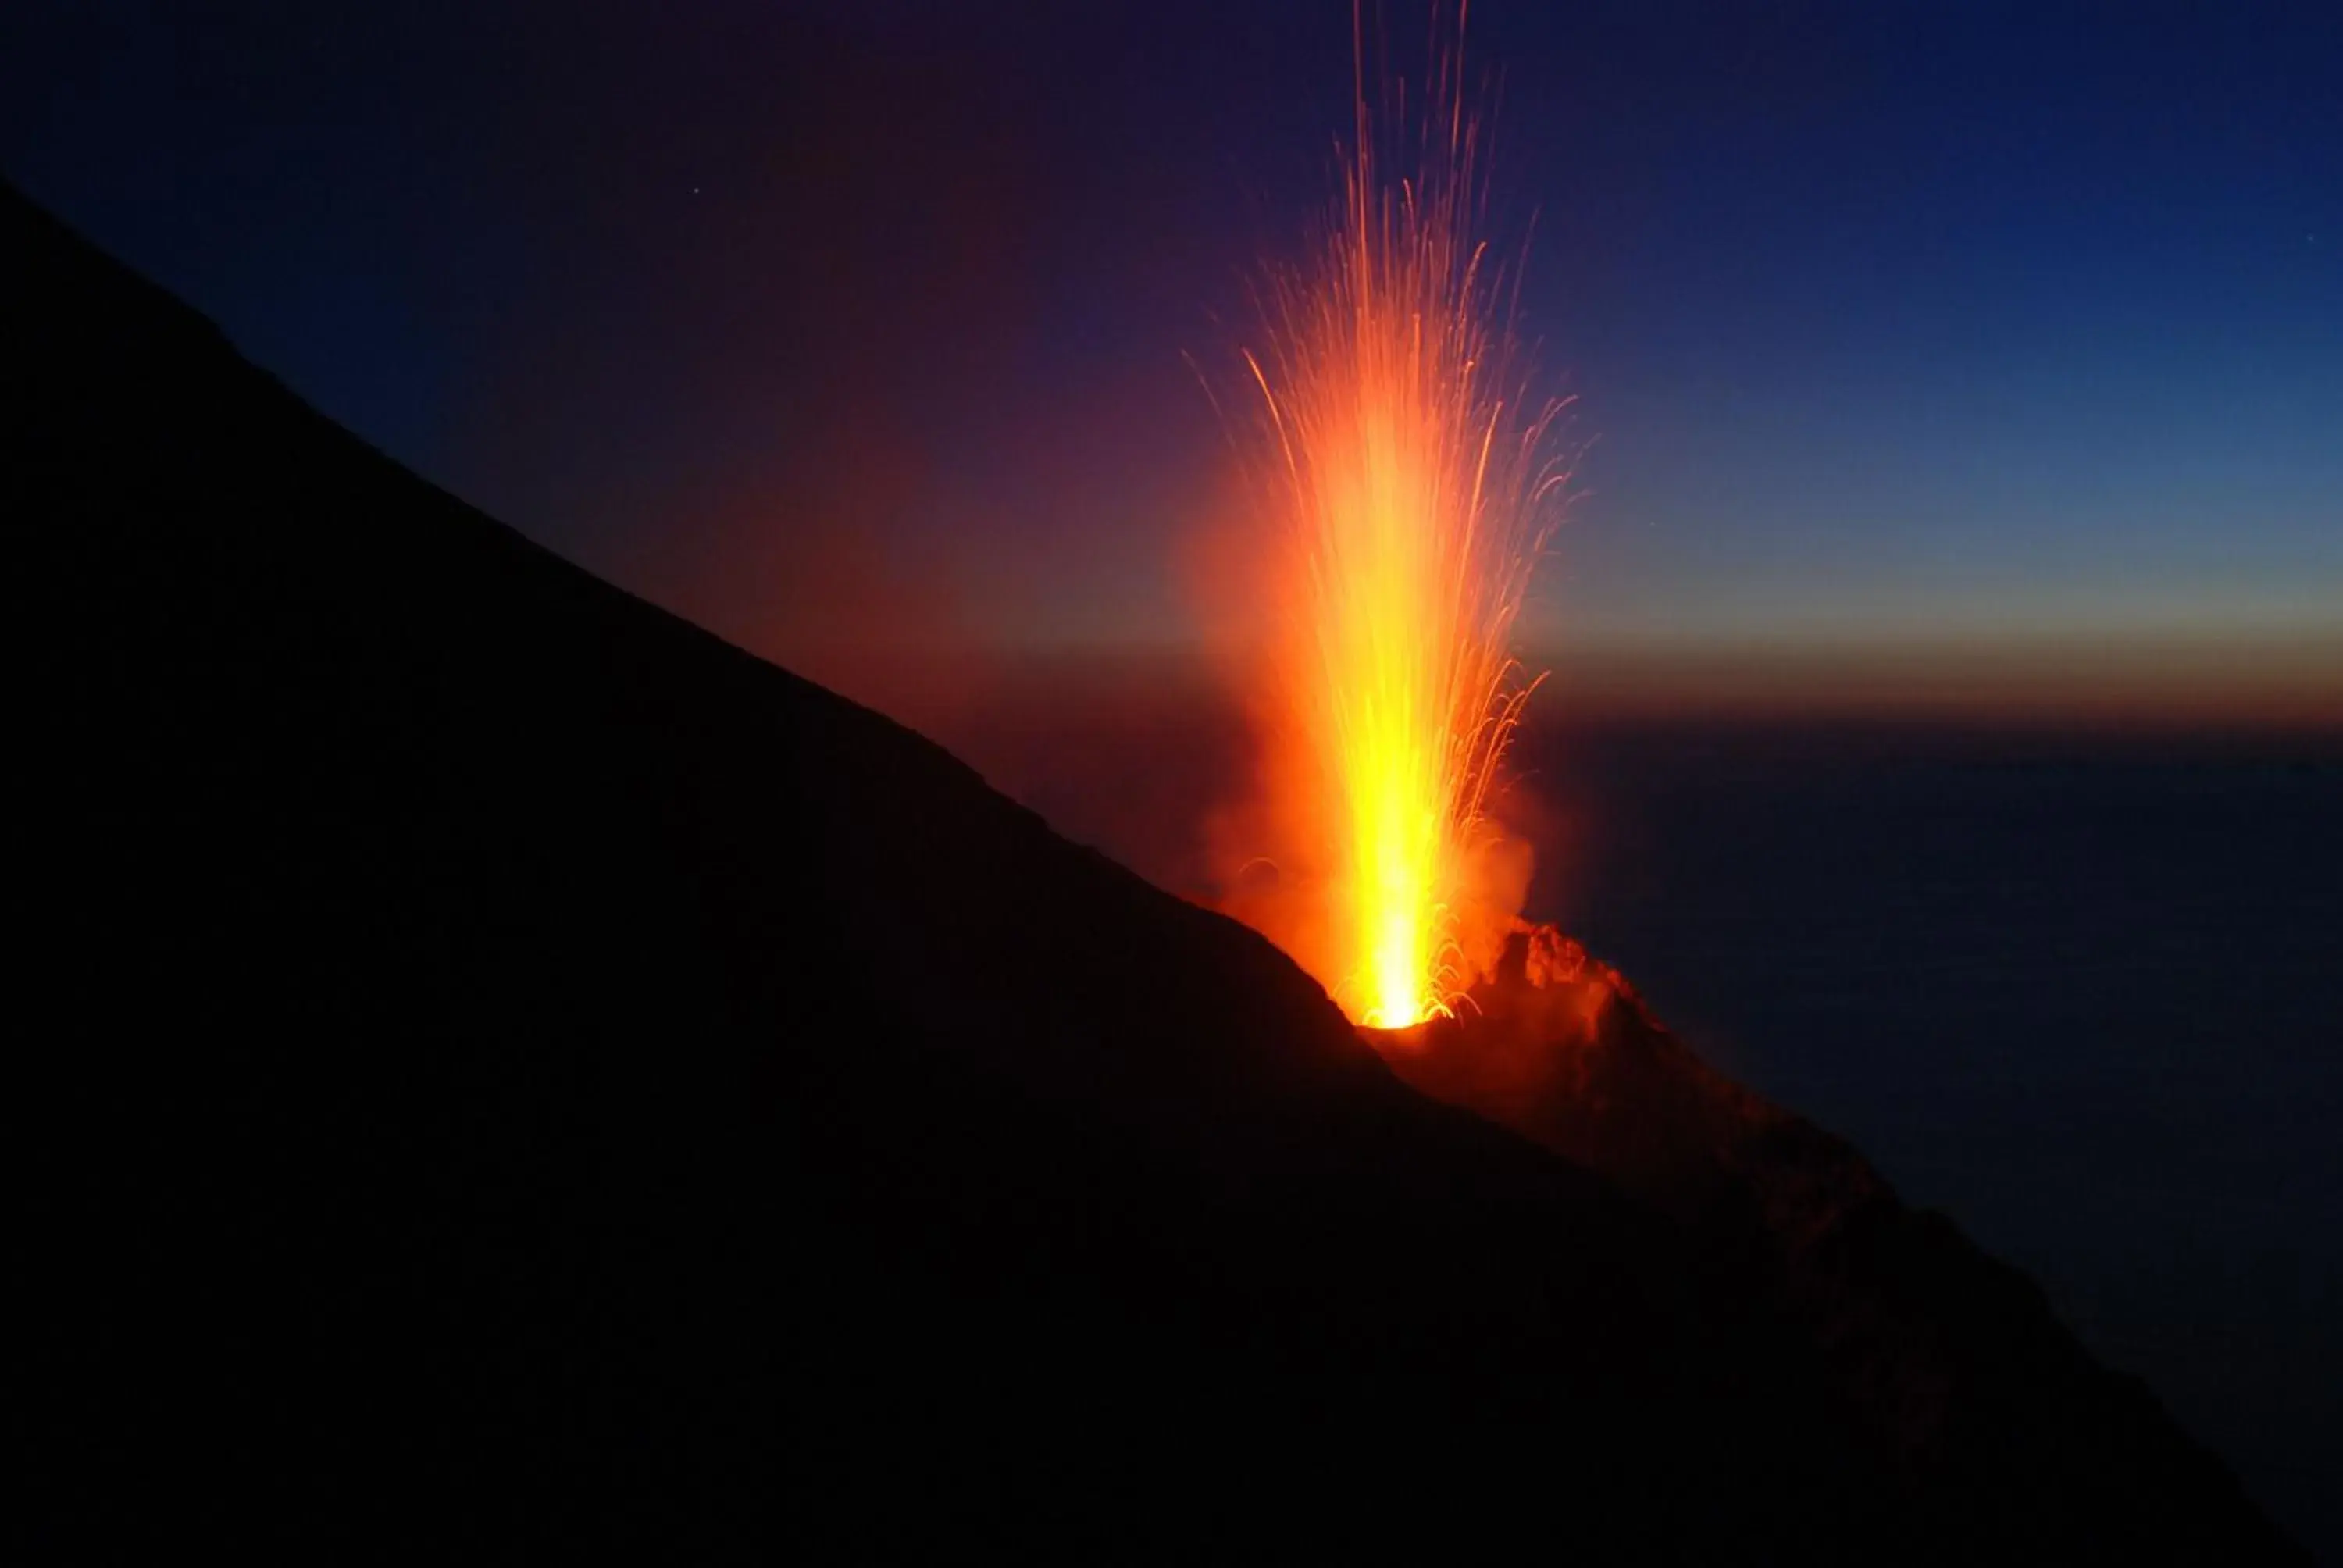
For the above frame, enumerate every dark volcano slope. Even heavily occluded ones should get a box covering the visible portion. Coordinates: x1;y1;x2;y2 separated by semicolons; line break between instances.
1404;932;2302;1560
8;181;2292;1559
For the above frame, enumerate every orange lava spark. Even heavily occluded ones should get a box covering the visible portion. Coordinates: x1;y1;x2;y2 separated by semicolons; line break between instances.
1229;9;1567;1028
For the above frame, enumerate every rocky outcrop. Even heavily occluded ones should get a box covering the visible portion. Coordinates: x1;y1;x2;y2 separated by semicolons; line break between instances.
1386;928;2294;1557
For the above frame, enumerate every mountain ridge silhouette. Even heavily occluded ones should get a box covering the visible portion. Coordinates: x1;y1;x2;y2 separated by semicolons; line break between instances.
8;179;2296;1559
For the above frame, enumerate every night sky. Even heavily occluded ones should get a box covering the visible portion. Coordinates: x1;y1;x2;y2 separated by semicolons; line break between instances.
7;1;2338;722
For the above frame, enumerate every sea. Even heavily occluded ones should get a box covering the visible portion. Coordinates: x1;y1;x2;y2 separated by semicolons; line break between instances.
957;679;2341;1555
1517;718;2343;1556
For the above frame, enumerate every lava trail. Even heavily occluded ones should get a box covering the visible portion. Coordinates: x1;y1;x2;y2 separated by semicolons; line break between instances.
1219;6;1569;1028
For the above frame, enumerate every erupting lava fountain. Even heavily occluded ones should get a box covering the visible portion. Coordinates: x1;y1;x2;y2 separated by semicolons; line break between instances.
1218;10;1571;1028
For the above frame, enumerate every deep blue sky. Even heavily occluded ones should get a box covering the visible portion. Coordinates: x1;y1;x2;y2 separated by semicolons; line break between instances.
6;1;2338;718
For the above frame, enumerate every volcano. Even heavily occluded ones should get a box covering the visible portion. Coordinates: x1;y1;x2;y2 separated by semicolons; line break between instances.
9;180;2301;1559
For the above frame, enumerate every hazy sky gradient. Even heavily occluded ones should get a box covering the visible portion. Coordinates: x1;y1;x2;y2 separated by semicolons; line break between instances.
6;1;2336;718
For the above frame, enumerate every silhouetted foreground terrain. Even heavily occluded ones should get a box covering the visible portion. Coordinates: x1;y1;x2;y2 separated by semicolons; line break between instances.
10;180;2300;1558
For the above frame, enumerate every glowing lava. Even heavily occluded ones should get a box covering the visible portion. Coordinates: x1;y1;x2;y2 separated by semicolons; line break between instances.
1227;13;1566;1028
